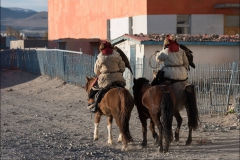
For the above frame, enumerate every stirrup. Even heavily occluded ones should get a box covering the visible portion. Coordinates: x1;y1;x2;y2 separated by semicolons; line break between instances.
87;102;95;109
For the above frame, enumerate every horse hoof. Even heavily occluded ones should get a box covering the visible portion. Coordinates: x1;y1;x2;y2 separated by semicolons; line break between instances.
141;142;147;147
174;137;179;142
153;133;158;139
185;140;192;146
121;147;128;151
159;146;163;153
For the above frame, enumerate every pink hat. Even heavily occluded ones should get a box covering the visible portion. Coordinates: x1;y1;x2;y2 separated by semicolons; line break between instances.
166;35;179;52
100;41;113;55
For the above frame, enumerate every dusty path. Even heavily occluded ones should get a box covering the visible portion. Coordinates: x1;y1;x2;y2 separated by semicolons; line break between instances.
1;69;239;160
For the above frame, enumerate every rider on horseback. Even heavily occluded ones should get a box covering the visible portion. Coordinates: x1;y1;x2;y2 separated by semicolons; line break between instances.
87;40;126;112
154;34;189;85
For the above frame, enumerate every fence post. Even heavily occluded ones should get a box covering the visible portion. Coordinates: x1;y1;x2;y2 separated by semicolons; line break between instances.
226;62;237;111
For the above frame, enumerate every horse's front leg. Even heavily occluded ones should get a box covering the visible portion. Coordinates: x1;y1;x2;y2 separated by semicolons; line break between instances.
94;111;102;140
174;112;182;142
139;116;148;147
149;119;158;145
107;115;113;145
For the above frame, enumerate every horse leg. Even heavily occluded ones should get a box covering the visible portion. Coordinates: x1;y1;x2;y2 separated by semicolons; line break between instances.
186;125;193;145
174;112;182;142
185;105;192;145
94;112;102;140
156;122;163;152
149;119;158;145
107;116;113;145
139;117;148;147
117;133;122;143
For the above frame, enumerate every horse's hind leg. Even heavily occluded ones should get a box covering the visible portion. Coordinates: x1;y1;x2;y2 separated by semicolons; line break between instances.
156;122;163;152
94;112;102;140
174;112;182;142
185;104;192;145
149;119;158;145
107;116;113;145
186;125;193;145
139;116;148;147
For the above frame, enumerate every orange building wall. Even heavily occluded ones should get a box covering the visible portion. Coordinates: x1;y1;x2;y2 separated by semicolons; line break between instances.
48;0;147;41
147;0;239;14
49;0;239;40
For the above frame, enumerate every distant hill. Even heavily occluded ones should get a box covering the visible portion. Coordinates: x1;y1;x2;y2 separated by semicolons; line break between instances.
0;7;47;32
1;7;37;20
7;7;37;13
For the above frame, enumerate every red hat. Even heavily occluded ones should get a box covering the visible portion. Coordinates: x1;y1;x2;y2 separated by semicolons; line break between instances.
166;34;179;52
100;41;113;55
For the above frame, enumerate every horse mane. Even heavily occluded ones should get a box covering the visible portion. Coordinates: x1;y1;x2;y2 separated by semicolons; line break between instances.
133;77;150;98
136;77;149;84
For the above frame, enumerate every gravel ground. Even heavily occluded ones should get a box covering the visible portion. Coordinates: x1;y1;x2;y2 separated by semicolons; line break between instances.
1;69;239;160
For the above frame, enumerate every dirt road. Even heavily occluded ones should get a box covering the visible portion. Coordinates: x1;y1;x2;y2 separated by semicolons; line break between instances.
1;69;239;160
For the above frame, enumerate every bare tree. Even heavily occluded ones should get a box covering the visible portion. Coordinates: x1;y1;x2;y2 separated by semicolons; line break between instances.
6;26;21;39
43;31;48;40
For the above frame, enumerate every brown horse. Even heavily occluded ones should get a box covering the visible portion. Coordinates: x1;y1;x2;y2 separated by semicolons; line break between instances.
152;71;199;145
85;76;134;151
132;77;175;153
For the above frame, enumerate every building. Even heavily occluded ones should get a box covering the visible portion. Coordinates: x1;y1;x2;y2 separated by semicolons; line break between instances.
0;36;17;49
48;0;239;43
51;38;101;55
10;40;48;49
112;33;240;63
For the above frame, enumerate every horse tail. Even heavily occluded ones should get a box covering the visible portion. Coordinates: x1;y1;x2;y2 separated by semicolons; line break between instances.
118;89;134;145
185;84;199;130
161;89;174;143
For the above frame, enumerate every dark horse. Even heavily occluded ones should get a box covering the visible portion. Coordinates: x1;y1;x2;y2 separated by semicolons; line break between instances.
152;71;199;145
132;77;175;152
85;76;134;151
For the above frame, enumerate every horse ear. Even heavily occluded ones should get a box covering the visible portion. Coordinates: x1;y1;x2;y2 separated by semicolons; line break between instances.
133;78;136;83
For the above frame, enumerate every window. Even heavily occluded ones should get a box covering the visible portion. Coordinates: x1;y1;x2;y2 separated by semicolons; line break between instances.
224;15;239;35
177;15;191;34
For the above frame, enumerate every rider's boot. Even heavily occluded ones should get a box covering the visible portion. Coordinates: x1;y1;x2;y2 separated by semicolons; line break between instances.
88;89;102;113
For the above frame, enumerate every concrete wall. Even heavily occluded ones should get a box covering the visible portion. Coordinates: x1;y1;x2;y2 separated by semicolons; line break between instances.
191;14;224;35
117;40;239;64
48;0;147;40
133;15;147;34
10;40;24;49
147;15;177;34
147;0;239;15
110;17;129;40
146;44;239;64
48;0;239;45
24;40;48;48
10;40;48;49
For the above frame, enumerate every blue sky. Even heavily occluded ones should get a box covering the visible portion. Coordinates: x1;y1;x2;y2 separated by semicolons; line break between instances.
1;0;48;12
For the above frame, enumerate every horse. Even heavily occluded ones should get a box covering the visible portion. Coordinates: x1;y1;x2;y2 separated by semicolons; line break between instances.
132;77;175;153
152;70;199;145
85;76;134;151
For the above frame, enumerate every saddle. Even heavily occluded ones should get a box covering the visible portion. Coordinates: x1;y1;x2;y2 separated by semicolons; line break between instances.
151;70;187;86
89;82;125;113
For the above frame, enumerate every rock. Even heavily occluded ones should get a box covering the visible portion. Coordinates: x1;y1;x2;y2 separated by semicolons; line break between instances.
229;126;237;130
7;88;13;92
